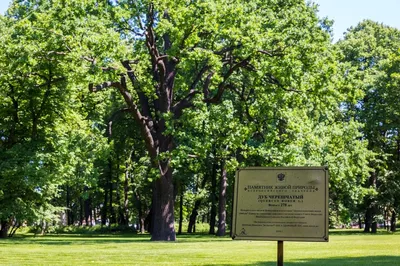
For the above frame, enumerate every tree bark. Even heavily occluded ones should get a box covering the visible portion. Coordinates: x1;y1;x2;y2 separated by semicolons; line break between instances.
364;172;377;233
217;161;227;237
364;208;372;233
371;221;377;233
150;167;176;241
209;162;218;235
391;210;397;232
0;220;8;238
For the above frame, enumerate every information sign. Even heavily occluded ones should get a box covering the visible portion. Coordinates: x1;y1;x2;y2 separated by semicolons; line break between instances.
232;167;329;242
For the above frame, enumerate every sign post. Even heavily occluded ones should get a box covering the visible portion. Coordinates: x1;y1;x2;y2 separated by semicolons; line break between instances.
277;240;283;266
231;167;329;265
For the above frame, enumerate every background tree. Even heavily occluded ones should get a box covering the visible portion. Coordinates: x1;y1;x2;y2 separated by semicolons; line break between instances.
336;20;400;232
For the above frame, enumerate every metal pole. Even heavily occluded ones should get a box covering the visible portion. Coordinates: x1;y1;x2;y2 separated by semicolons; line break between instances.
277;240;283;266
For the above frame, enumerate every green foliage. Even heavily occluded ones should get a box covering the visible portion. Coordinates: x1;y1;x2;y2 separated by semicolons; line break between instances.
336;20;400;224
1;0;398;237
0;0;113;232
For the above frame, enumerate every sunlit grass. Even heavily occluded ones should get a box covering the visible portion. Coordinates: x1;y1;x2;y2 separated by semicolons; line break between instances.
0;230;399;265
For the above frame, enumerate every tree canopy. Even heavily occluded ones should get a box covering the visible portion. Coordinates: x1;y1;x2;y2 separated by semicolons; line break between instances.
0;1;399;239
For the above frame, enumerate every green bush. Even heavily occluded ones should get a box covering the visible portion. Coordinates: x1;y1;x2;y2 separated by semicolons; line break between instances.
174;222;216;234
26;224;137;235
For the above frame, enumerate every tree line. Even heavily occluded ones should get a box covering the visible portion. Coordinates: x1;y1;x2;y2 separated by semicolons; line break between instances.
0;0;399;240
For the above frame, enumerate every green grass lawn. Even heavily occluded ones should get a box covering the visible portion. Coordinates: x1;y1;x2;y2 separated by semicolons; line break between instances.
0;230;399;265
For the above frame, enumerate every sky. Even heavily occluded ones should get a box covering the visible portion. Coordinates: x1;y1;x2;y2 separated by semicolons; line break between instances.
313;0;400;42
0;0;399;42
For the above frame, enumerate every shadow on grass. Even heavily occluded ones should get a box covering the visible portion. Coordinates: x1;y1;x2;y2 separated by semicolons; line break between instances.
206;256;400;266
0;234;151;245
0;233;233;245
5;229;397;245
328;229;398;236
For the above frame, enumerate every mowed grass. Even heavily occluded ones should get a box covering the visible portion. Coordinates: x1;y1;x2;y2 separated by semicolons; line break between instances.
0;230;399;265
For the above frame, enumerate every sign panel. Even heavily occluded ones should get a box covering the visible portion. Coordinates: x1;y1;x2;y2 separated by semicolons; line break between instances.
232;167;329;242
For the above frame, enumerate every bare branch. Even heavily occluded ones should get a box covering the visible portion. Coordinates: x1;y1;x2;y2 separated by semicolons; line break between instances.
172;89;201;119
163;10;172;52
223;56;252;80
172;67;213;119
203;71;215;99
157;55;169;62
190;64;209;91
137;14;144;31
89;75;158;160
204;57;251;104
81;55;96;65
263;74;302;93
121;60;153;121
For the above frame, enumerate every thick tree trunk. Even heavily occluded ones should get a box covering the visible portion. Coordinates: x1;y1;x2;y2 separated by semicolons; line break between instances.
150;167;176;241
217;161;227;237
0;220;8;238
391;210;397;232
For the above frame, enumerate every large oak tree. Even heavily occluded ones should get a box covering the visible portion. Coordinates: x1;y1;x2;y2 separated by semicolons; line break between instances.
86;0;341;240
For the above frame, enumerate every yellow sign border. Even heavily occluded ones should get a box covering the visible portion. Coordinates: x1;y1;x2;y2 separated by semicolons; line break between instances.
231;167;329;242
